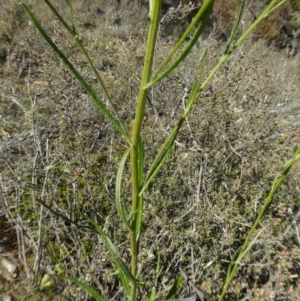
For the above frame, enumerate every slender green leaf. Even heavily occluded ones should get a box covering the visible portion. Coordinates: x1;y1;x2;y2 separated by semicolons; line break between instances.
66;0;76;32
218;145;300;301
236;229;264;264
184;50;207;115
140;52;207;195
272;148;300;191
43;0;129;139
137;138;144;191
190;0;289;118
148;285;156;301
229;0;288;53
140;122;181;196
148;0;215;85
164;273;184;300
23;5;130;143
83;214;143;297
116;148;132;231
264;0;288;18
63;275;105;301
224;0;245;54
43;0;75;35
225;229;264;284
136;138;144;244
144;0;213;90
225;246;241;282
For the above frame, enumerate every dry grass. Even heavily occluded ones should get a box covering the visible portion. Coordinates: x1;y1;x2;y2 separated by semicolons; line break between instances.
0;0;299;300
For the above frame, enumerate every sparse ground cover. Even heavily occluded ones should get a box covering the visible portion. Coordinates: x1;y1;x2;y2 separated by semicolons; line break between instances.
0;1;299;300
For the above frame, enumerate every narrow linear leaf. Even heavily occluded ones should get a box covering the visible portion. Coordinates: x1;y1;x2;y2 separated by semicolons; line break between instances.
116;148;132;231
140;51;206;195
191;1;289;118
83;214;143;297
66;0;76;32
225;229;264;283
148;285;156;301
136;138;144;243
257;146;300;227
44;0;75;35
184;50;207;115
62;275;105;301
137;138;144;190
218;145;300;301
164;273;184;300
224;0;245;54
225;246;241;281
266;0;289;17
228;0;288;54
236;228;264;265
224;229;264;296
144;0;213;90
43;0;129;139
23;5;130;142
140;121;182;196
149;0;215;83
272;149;300;191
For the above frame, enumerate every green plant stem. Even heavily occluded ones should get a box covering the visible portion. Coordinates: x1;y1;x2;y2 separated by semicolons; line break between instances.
129;1;162;300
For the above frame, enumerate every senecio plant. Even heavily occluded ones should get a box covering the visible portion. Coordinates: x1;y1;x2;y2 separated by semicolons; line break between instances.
24;0;299;300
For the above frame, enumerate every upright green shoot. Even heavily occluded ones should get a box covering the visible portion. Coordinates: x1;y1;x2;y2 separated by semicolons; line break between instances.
129;1;162;299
